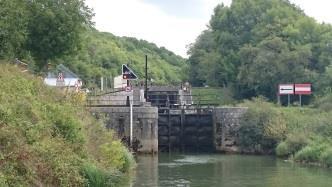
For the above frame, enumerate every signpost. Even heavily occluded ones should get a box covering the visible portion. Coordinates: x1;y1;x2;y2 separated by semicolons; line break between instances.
278;83;312;106
125;85;132;92
122;64;138;150
295;84;312;106
122;64;138;80
278;84;294;106
279;84;294;94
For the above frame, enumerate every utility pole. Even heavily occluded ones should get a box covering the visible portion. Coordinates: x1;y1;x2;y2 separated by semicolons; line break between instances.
145;55;148;100
130;98;133;148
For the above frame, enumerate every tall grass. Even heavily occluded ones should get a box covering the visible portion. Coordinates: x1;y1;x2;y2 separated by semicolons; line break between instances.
0;63;134;186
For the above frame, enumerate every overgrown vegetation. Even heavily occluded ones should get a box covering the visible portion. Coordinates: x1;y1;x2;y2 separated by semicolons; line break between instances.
238;97;332;167
0;64;134;186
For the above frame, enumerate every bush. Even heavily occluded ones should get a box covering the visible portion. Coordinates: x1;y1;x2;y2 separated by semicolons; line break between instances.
284;132;309;154
294;146;323;163
99;141;135;173
320;148;332;167
276;141;291;157
238;98;280;153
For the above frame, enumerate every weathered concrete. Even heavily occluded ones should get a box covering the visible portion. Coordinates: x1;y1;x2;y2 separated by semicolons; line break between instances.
88;100;247;153
87;91;134;106
89;106;158;154
214;107;248;153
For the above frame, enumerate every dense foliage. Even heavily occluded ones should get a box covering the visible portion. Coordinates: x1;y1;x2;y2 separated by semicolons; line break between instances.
0;0;93;69
0;64;134;186
188;0;332;100
0;0;187;86
239;98;332;167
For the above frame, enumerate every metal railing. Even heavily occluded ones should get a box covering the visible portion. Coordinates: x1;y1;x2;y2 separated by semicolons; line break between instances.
86;93;221;108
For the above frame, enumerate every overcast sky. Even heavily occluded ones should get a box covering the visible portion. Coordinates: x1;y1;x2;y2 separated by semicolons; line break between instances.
85;0;332;57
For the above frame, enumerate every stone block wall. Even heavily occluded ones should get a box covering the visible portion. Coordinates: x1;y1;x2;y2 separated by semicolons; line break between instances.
89;106;158;154
214;107;247;152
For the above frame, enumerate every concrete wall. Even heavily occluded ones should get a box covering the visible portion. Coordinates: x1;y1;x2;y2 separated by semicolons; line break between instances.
214;107;247;153
88;89;144;106
89;106;158;154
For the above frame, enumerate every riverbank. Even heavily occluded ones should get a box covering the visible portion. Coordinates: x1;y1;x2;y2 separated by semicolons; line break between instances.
0;64;135;186
237;98;332;168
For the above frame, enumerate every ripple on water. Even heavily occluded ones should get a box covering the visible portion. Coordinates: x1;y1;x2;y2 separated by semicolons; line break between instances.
159;155;218;168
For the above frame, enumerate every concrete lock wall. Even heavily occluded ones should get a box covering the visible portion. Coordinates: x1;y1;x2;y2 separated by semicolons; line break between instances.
214;107;248;153
89;106;158;154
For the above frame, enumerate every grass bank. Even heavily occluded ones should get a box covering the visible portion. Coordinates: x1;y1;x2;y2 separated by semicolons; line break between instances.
191;87;235;106
238;97;332;167
0;63;135;186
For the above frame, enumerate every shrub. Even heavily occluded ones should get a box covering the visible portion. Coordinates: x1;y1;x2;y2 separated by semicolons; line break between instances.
284;132;309;154
276;141;291;157
294;146;322;163
294;139;328;163
320;148;332;167
238;98;279;153
99;141;135;173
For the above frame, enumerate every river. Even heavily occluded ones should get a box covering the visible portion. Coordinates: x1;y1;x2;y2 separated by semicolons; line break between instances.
130;153;332;187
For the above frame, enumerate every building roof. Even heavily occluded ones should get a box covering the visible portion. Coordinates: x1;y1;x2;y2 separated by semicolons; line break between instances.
46;64;79;79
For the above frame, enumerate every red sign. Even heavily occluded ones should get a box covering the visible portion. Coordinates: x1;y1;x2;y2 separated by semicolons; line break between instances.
57;72;64;81
125;86;132;92
294;84;312;95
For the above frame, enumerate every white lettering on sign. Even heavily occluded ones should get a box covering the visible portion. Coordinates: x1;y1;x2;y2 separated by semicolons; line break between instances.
279;84;294;95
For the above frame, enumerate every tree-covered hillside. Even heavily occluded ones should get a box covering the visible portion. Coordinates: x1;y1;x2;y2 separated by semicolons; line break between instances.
58;29;187;87
188;0;332;100
0;0;187;87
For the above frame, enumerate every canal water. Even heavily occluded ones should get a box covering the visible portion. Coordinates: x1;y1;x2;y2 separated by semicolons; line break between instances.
131;153;332;187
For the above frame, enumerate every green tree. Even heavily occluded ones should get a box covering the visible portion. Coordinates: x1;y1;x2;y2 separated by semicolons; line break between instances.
0;0;28;58
25;0;93;69
188;0;332;100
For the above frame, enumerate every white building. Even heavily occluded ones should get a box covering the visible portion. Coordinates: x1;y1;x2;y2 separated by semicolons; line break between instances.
113;75;127;89
44;64;82;88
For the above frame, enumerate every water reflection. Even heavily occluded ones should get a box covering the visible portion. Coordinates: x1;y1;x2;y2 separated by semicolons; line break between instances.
131;154;332;187
132;155;159;187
